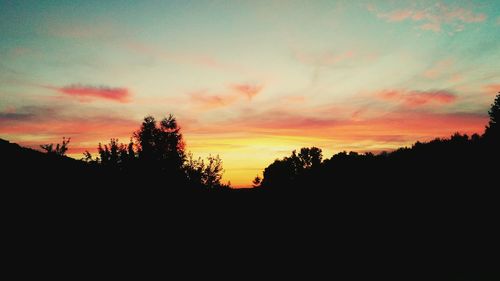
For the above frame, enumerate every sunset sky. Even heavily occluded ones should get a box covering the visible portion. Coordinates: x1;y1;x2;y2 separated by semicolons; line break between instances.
1;0;499;187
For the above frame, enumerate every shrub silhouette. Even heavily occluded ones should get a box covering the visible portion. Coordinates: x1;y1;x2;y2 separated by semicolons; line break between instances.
40;137;70;156
96;138;135;169
184;153;225;189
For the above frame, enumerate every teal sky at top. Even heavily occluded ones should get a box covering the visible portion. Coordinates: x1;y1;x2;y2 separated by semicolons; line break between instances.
1;0;500;118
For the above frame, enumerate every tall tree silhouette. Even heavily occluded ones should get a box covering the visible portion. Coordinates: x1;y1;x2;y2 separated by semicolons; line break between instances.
484;93;500;141
134;115;185;170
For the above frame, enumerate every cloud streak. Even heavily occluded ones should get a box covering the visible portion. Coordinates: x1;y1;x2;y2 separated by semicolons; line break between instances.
187;108;487;144
47;84;131;103
378;90;457;107
231;84;263;100
189;83;264;110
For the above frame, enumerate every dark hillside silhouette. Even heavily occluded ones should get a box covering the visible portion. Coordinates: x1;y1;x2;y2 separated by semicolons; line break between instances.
1;94;499;280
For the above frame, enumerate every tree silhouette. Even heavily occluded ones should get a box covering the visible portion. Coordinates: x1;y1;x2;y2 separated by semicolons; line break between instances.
184;153;225;189
204;154;224;188
134;115;186;174
484;93;500;141
97;138;135;169
261;147;323;189
252;175;261;188
40;137;70;156
298;147;323;169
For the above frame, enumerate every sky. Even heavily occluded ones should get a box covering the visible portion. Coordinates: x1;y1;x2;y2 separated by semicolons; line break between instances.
1;0;499;187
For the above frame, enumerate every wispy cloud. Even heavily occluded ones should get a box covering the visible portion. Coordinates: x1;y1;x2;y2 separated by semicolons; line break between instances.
423;59;454;79
370;2;487;33
189;83;264;110
231;84;263;100
378;89;457;107
188;108;486;144
189;90;237;110
46;84;131;103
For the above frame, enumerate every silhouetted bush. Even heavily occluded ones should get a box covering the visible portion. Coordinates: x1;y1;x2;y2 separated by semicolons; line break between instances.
40;137;70;156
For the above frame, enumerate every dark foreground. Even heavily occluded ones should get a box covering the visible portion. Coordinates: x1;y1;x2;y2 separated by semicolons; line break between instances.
2;137;499;280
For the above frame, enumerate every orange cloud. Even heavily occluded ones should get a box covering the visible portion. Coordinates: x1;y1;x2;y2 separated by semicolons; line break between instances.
46;85;131;103
483;84;500;95
231;84;263;100
378;89;457;107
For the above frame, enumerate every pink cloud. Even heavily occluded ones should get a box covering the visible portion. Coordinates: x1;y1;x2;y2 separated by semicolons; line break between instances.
47;85;131;103
373;3;486;33
231;84;263;100
378;89;457;107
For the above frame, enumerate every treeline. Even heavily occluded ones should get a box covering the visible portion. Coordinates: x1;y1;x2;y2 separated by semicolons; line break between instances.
32;93;499;192
255;93;500;191
40;114;228;190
